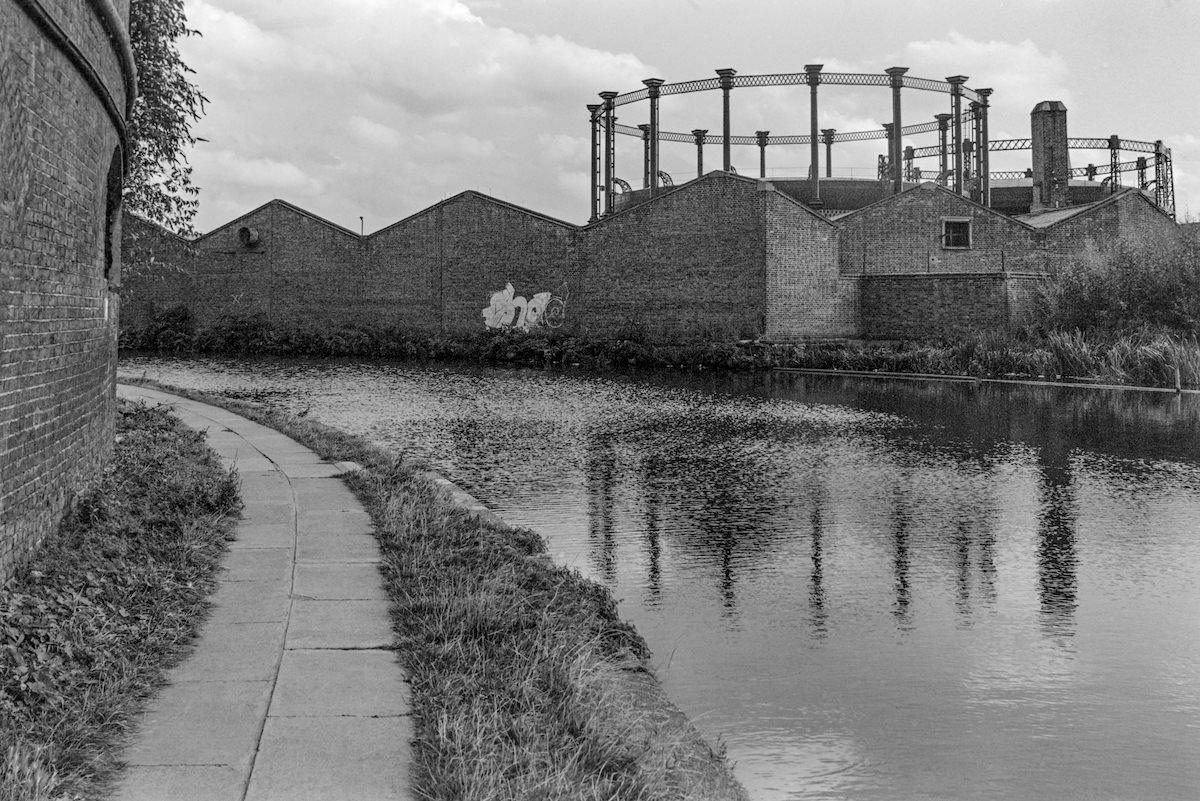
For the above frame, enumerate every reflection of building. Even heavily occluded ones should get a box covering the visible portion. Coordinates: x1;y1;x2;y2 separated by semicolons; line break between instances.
123;92;1178;346
1;0;135;578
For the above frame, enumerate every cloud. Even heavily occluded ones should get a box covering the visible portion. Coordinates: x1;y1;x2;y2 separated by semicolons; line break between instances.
900;32;1072;133
180;0;651;231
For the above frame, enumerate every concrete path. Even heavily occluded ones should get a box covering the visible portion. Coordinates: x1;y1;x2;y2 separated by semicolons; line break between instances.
111;385;413;801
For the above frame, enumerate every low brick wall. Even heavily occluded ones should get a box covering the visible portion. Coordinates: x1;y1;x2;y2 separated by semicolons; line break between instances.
861;274;1020;339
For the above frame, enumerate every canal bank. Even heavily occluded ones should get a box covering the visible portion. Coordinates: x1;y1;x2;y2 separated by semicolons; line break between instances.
118;356;1200;800
117;379;749;801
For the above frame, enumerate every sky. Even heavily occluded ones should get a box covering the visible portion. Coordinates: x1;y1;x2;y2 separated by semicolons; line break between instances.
177;0;1200;234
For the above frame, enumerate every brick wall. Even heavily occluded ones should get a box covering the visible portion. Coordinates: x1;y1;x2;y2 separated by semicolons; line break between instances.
121;213;197;328
763;190;857;339
119;176;1181;350
372;193;575;334
837;183;1044;275
1040;190;1177;270
578;174;767;340
861;274;1017;339
1;0;131;579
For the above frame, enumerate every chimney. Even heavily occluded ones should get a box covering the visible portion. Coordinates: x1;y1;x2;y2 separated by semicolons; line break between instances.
1030;101;1069;212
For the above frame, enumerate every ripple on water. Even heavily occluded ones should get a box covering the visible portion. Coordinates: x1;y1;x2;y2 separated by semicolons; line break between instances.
120;356;1200;801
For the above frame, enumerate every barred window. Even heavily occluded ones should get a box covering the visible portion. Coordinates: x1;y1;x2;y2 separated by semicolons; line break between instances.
943;218;971;249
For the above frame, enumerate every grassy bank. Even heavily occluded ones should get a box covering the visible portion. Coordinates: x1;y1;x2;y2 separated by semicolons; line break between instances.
0;402;239;801
127;381;748;801
785;328;1200;389
121;308;1200;389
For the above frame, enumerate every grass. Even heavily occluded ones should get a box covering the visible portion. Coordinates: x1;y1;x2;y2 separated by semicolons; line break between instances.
0;401;240;801
132;380;748;801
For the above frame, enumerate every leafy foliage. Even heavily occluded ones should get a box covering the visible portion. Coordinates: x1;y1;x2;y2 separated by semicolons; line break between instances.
1037;227;1200;335
0;402;239;800
125;0;207;235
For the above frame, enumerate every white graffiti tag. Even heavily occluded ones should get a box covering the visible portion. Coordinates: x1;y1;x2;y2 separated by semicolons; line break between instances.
482;283;561;331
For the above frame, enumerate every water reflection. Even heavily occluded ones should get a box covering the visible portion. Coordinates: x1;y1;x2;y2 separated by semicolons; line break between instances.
890;482;913;630
1037;457;1078;640
807;472;828;638
120;356;1200;801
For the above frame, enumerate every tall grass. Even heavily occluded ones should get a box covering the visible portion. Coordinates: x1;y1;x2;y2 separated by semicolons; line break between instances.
0;402;240;801
135;383;749;801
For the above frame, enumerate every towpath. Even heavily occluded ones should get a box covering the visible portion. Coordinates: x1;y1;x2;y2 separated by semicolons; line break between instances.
111;385;413;801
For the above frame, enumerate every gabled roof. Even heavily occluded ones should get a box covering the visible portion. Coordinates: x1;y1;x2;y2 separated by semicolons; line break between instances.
370;190;577;237
196;199;361;242
832;181;1036;230
1013;187;1172;228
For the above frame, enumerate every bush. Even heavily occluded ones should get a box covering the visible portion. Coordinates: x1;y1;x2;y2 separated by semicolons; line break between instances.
1038;227;1200;335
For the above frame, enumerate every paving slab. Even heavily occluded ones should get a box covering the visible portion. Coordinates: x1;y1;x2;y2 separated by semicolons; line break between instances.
268;650;409;717
207;580;292;624
239;502;295;526
296;534;381;564
290;478;362;511
245;717;412;801
122;680;272;766
297;509;374;535
222;547;294;583
294;562;388;600
113;384;413;801
114;765;247;801
170;622;288;683
286;600;395;650
228;522;296;549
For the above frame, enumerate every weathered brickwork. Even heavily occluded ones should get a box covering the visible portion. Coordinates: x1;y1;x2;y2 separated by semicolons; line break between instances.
762;189;857;339
121;214;197;328
372;194;575;334
578;175;767;340
836;183;1044;275
862;275;1015;339
1;0;131;579
120;176;1180;353
1041;189;1177;261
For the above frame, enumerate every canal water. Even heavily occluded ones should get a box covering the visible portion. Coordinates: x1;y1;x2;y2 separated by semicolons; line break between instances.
121;356;1200;800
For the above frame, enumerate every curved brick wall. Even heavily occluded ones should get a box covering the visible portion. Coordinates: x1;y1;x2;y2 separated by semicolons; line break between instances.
0;0;133;578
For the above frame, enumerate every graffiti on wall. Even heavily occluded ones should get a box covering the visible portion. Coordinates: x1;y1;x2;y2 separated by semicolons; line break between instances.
482;283;567;331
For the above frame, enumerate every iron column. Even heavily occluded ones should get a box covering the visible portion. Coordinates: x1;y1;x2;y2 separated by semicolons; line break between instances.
693;129;707;178
717;68;737;171
806;64;823;206
935;113;951;186
588;103;601;222
644;78;665;194
821;128;836;177
886;67;908;195
756;130;770;178
600;90;618;215
947;76;969;195
977;88;992;206
882;123;894;182
638;124;651;189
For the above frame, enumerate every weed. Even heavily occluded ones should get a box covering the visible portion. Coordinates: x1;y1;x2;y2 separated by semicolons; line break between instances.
138;382;749;801
0;402;240;800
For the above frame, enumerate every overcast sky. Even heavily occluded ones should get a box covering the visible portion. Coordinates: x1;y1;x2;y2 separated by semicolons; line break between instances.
178;0;1200;234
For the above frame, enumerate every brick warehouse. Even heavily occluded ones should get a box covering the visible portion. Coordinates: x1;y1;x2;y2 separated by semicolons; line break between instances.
120;74;1179;347
121;169;1175;345
0;0;134;578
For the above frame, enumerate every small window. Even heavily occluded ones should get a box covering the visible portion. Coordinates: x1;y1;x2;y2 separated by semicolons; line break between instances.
942;218;971;249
